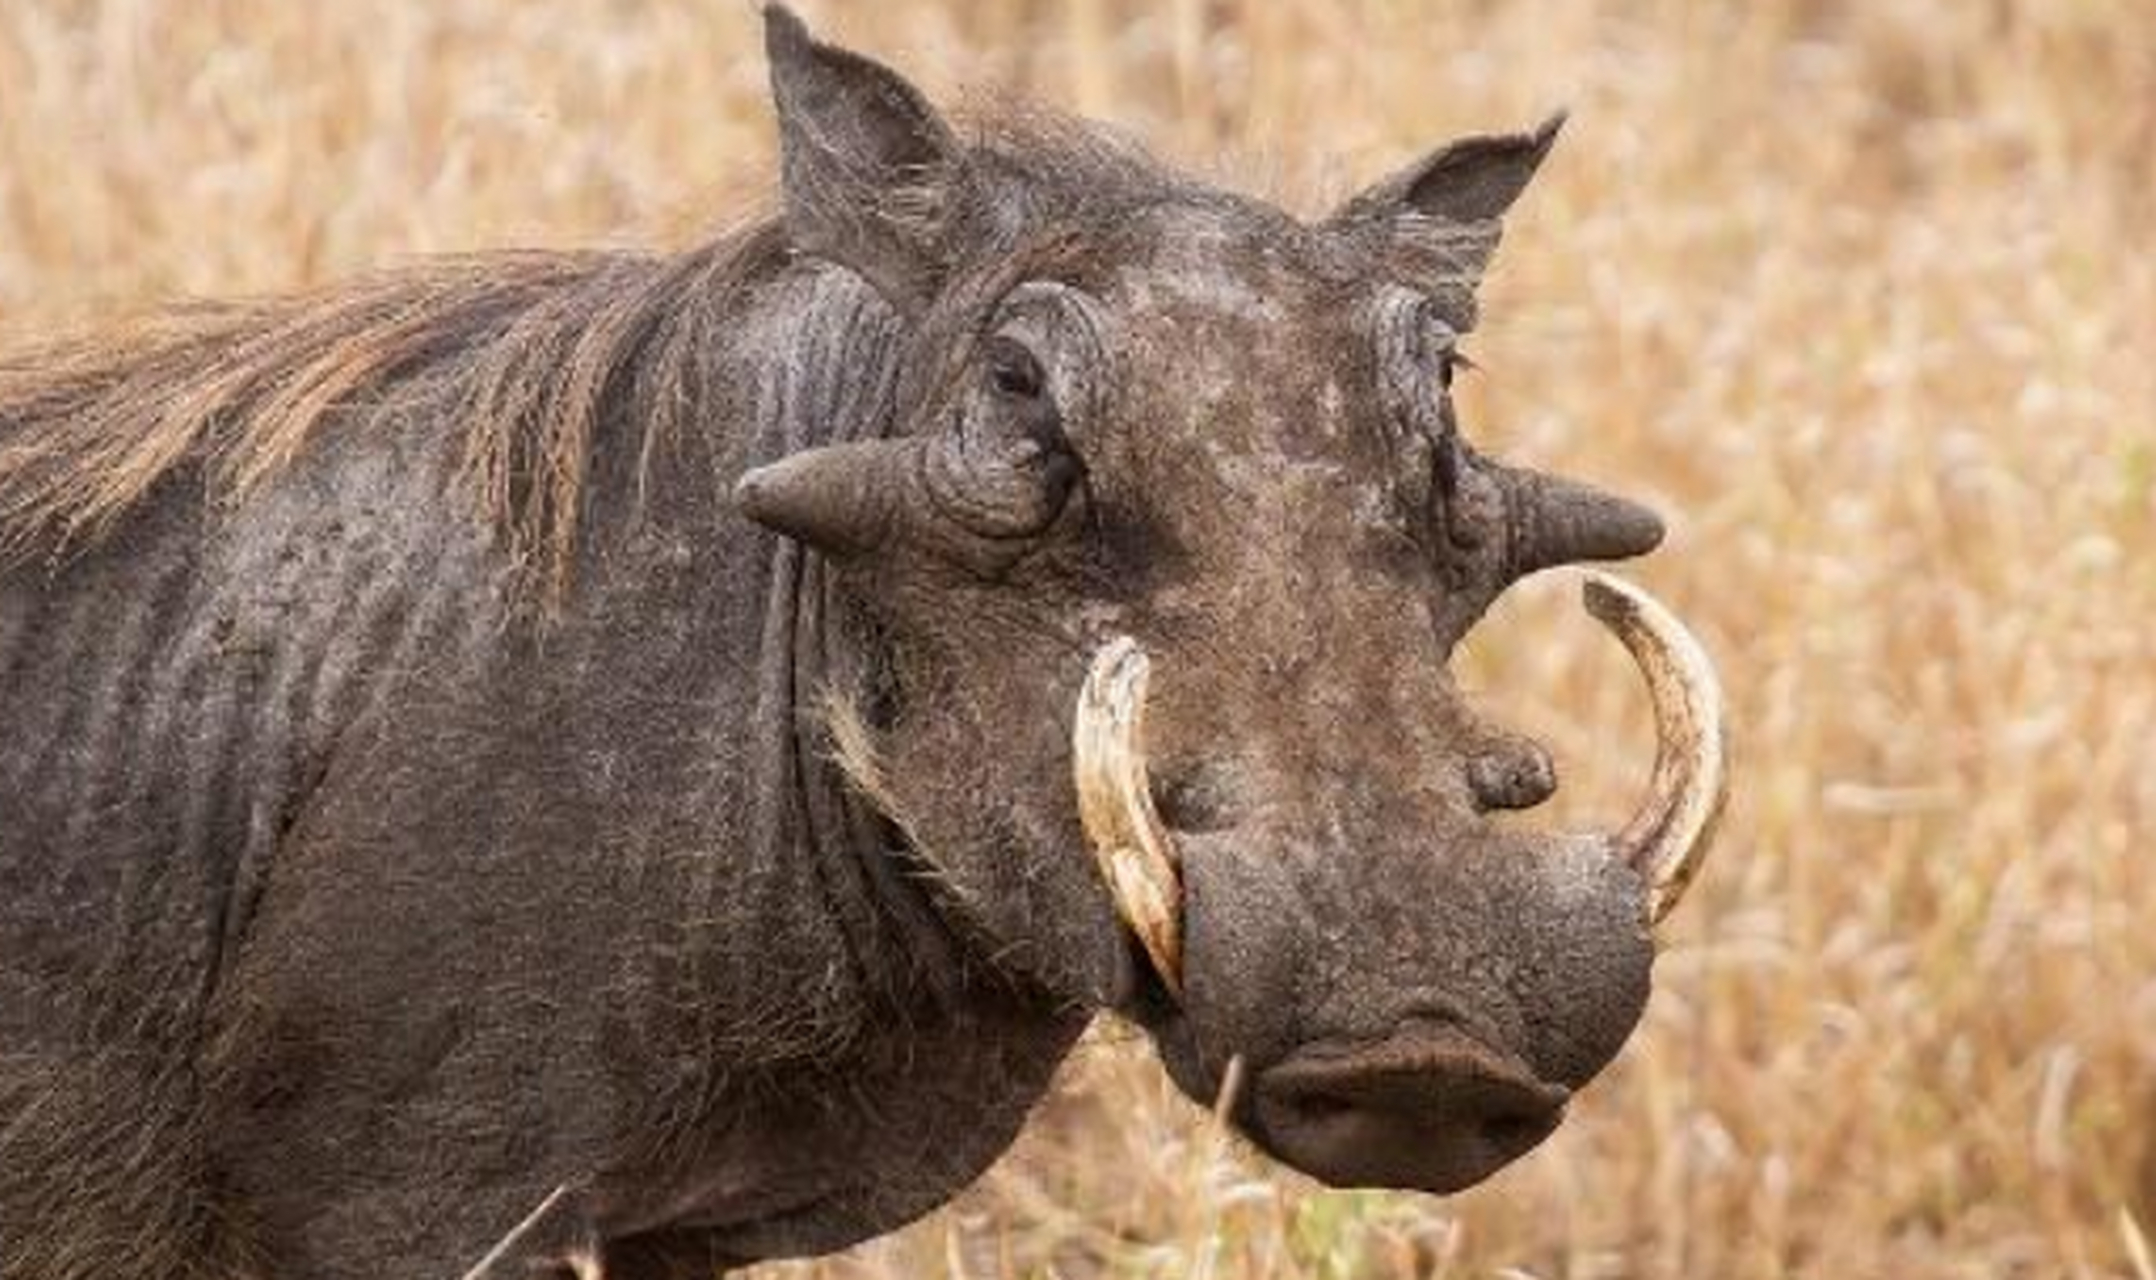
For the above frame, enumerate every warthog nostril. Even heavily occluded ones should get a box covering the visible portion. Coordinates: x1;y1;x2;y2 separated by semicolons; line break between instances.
1467;742;1558;812
1280;1088;1355;1125
1479;1108;1555;1150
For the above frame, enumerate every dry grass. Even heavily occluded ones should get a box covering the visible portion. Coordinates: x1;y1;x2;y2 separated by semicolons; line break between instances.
3;1;2152;1276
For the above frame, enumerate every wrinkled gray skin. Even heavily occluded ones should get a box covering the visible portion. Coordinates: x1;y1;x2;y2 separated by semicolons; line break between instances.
0;9;1667;1278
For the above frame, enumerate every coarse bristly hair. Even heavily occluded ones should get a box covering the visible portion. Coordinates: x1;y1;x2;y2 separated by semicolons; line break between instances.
0;109;1199;601
0;224;799;602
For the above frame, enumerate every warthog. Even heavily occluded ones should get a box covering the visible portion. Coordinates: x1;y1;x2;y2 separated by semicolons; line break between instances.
0;8;1727;1278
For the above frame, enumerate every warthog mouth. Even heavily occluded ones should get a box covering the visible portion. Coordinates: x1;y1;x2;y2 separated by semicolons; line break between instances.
1248;1020;1570;1193
1072;568;1730;996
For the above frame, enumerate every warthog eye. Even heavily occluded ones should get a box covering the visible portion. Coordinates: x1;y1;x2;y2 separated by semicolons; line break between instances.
986;335;1047;401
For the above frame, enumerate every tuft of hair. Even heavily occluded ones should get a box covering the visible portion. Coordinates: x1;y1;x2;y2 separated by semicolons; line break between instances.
818;688;926;853
0;226;785;599
0;965;259;1280
0;108;1210;600
819;685;995;914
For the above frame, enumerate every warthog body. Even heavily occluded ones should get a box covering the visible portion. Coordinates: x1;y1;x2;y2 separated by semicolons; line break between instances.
0;10;1724;1278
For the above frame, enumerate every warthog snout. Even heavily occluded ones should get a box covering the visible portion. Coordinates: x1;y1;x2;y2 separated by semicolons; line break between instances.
1077;572;1728;1189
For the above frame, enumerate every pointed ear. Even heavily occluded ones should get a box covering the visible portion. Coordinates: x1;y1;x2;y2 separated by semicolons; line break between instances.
763;6;976;314
1325;113;1566;310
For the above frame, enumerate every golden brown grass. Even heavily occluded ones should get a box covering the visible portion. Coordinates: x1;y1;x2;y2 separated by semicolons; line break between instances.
3;1;2150;1276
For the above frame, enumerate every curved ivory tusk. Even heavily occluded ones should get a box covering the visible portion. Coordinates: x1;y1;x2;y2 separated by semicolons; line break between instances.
1581;571;1730;929
1073;636;1185;994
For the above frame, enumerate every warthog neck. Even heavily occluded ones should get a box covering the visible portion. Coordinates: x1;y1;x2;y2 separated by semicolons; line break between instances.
567;256;1094;1265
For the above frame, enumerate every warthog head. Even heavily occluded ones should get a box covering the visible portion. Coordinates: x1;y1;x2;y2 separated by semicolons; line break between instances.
740;8;1726;1194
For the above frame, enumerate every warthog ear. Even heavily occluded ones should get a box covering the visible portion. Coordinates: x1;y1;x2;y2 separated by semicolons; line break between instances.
1325;113;1565;313
763;6;977;315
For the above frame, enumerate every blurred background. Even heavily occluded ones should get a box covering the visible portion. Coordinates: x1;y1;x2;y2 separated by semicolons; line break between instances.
2;1;2151;1276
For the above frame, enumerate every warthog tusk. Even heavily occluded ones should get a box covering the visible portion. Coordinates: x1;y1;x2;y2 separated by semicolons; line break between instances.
1074;636;1184;995
1581;571;1730;930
